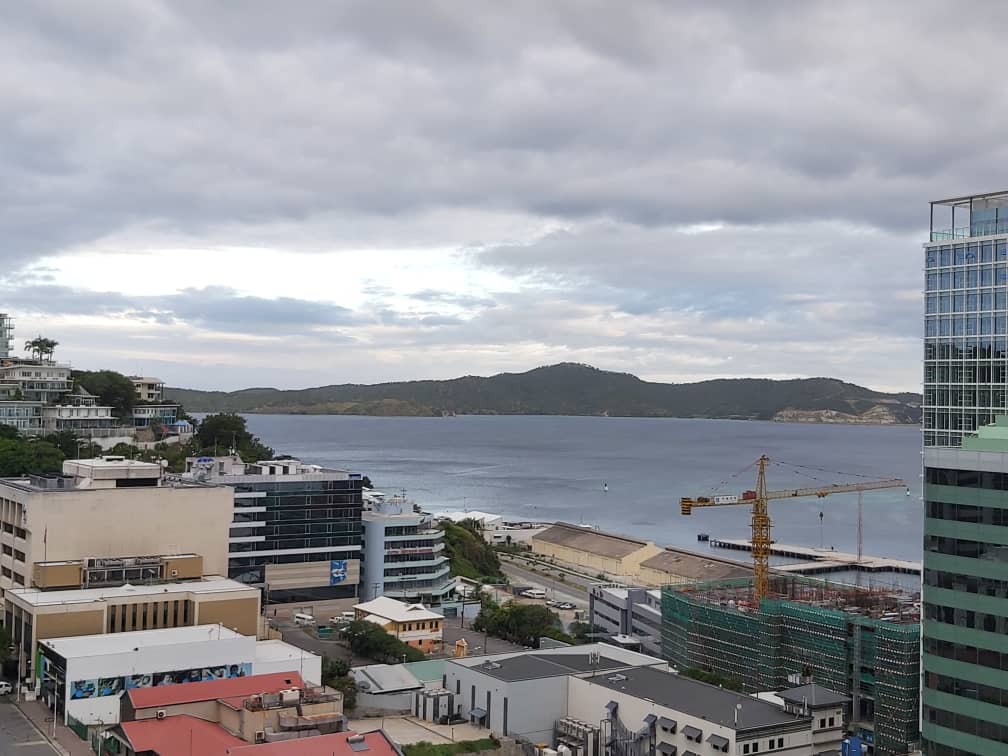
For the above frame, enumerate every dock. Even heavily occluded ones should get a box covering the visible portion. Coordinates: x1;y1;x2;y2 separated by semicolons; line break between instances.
709;538;921;576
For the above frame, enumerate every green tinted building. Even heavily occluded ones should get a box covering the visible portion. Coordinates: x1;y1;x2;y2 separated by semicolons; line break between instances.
923;417;1008;753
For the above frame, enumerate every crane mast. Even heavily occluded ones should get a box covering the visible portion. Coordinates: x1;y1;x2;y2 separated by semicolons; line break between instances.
680;454;906;604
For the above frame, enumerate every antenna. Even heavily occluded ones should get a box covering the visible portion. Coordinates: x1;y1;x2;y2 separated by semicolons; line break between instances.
734;703;742;727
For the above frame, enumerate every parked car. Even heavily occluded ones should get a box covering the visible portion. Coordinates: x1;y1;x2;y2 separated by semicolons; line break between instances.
556;602;576;610
0;681;13;695
545;599;559;607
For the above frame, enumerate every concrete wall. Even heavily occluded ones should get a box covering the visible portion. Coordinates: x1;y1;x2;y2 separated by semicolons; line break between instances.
62;633;256;726
445;662;569;742
19;484;233;576
566;677;814;756
253;650;321;685
36;609;106;641
197;597;260;635
530;539;663;580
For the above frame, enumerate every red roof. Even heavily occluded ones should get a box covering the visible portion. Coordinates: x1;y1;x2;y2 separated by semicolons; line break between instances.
127;671;305;710
230;731;399;756
120;716;245;756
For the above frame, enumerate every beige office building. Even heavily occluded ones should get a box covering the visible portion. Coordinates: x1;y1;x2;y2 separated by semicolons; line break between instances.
0;457;233;601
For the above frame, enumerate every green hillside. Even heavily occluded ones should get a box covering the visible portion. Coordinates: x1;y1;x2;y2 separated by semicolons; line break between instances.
166;363;921;423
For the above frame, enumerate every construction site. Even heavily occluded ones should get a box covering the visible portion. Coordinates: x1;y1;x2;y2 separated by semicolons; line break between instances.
661;575;919;756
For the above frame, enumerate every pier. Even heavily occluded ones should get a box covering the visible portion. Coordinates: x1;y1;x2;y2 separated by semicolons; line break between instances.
709;538;921;576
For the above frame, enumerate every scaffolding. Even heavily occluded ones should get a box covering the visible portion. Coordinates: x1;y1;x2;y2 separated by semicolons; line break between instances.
661;576;920;756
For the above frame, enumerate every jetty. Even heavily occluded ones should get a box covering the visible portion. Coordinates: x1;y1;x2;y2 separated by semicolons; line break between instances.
709;538;921;576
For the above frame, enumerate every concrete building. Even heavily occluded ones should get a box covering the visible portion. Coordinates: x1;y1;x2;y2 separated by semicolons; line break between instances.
588;584;663;658
351;663;425;712
776;684;849;755
440;644;668;742
567;666;815;756
0;457;233;602
362;492;455;602
353;596;444;653
5;575;261;679
130;376;165;403
184;456;364;605
531;523;663;579
36;627;320;728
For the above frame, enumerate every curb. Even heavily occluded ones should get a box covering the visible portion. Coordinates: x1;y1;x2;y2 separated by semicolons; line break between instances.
14;700;71;756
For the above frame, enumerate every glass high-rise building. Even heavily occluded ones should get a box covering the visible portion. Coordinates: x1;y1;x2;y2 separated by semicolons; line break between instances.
922;190;1008;754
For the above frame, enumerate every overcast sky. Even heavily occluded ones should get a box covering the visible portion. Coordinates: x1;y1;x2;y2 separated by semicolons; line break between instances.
2;2;1001;392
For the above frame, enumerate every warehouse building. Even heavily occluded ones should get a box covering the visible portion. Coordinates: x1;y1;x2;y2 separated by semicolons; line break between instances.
662;576;920;756
637;547;751;587
530;523;662;579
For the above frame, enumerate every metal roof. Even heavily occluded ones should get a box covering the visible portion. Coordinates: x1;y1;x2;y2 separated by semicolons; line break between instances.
777;683;850;709
533;522;649;559
585;666;809;733
639;549;751;581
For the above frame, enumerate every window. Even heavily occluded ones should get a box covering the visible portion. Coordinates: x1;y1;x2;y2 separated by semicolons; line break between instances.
776;739;783;748
743;746;750;755
819;718;825;728
828;717;834;727
752;744;758;753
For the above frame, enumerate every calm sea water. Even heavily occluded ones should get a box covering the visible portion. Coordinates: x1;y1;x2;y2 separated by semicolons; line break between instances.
240;415;924;564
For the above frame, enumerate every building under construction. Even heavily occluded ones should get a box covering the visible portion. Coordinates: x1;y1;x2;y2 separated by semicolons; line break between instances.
662;575;919;756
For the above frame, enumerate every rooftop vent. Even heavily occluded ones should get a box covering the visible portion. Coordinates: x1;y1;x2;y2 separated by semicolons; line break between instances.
606;674;627;683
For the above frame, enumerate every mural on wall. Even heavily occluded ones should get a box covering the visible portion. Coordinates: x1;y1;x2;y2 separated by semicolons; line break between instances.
70;662;252;699
330;559;348;585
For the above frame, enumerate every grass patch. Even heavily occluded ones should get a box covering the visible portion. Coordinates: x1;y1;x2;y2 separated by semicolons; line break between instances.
403;739;499;756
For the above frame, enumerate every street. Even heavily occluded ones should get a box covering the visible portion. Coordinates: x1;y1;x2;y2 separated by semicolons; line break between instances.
498;556;592;609
0;701;58;756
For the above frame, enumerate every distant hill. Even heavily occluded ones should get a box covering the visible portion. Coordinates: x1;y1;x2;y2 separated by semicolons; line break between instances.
166;363;921;424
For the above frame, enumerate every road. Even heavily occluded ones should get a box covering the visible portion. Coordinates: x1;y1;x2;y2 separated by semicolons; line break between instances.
0;701;58;756
498;556;593;609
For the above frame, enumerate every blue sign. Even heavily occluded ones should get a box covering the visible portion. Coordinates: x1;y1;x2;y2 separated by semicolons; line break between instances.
330;560;348;585
196;457;214;464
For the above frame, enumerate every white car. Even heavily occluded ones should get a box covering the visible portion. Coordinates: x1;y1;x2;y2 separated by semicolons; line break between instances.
0;681;13;695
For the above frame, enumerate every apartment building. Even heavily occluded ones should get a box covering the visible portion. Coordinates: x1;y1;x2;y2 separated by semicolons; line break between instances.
362;491;455;602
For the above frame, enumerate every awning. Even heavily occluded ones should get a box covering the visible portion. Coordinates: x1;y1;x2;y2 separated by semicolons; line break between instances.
707;734;729;750
682;725;702;741
470;708;488;721
657;743;677;756
658;717;677;733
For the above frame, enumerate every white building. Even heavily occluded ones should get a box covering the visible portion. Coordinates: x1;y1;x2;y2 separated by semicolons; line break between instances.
36;624;320;727
129;377;165;403
362;492;455;602
435;510;547;546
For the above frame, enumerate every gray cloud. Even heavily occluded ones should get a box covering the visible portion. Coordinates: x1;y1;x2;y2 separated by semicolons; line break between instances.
0;2;986;390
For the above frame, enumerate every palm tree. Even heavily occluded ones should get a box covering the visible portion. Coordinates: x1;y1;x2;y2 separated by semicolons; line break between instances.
39;338;58;362
23;337;58;362
23;337;42;361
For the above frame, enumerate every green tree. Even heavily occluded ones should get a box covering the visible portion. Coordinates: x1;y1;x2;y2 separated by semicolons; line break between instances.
42;431;101;459
442;521;502;581
472;598;563;648
195;413;274;462
0;439;64;476
321;656;356;710
0;424;20;440
341;620;424;664
74;370;137;420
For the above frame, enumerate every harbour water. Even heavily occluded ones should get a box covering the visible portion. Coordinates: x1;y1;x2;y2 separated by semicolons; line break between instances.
242;414;924;566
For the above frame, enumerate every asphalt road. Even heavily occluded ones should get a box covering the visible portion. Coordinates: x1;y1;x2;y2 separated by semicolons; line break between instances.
0;701;57;756
498;557;592;609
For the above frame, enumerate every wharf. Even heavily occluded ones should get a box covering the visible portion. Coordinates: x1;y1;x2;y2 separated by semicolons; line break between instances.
709;538;921;576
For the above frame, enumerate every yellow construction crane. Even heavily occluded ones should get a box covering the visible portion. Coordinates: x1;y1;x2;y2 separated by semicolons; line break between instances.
680;455;906;604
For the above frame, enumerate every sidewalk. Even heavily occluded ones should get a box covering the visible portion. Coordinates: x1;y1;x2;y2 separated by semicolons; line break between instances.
15;699;91;756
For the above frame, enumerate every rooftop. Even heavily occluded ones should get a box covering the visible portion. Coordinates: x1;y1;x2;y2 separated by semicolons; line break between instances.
231;731;398;756
351;663;424;694
127;671;305;710
534;522;651;559
435;510;503;524
930;189;1008;208
454;651;643;682
353;596;443;623
41;624;244;658
778;683;850;709
639;548;752;582
585;666;808;733
120;715;244;756
254;639;319;666
8;575;257;608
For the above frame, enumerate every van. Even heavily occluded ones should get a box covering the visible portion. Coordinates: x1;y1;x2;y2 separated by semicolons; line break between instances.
330;611;356;625
521;588;547;599
293;613;316;627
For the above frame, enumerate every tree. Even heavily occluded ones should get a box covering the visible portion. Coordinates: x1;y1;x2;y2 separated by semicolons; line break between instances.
321;656;357;710
0;424;20;441
43;431;100;460
472;598;563;648
341;620;424;664
195;413;274;461
0;439;64;476
74;370;137;420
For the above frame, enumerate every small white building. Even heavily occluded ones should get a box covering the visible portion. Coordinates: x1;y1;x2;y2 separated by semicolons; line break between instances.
37;625;320;727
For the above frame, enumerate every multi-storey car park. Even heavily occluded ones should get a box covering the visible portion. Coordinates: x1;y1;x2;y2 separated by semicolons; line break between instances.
662;576;920;756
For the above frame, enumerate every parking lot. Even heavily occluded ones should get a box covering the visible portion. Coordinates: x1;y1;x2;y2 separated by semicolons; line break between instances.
0;701;57;756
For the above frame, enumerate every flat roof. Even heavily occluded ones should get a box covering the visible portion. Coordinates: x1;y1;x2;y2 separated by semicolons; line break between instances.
778;683;850;708
254;639;319;665
457;653;633;683
534;522;650;559
585;666;808;733
41;624;245;658
9;576;256;608
127;671;305;710
639;548;752;582
931;189;1008;208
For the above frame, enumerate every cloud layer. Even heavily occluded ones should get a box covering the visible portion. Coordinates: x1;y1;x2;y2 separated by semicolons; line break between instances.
2;1;995;390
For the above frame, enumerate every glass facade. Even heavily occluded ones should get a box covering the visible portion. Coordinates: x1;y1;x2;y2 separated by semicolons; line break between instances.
922;193;1008;755
226;476;364;603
